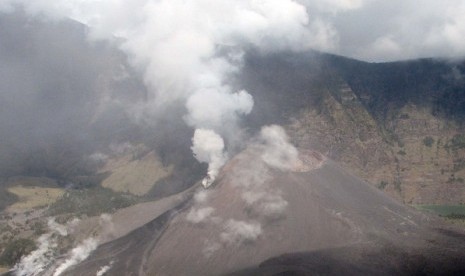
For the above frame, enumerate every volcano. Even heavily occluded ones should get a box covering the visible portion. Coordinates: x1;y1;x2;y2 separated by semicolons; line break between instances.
61;145;465;276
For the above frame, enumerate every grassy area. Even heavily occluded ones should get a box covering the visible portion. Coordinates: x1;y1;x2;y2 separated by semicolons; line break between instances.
101;151;172;196
0;186;17;212
7;186;65;212
48;185;139;216
5;176;58;188
414;205;465;219
1;176;61;211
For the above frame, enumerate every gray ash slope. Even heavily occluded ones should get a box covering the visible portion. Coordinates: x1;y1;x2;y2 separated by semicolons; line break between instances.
65;149;465;275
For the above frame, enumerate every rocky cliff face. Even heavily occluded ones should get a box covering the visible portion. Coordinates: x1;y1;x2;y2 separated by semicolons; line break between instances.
241;52;465;204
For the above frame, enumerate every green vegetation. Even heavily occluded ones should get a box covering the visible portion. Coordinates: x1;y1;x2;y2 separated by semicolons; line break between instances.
0;186;18;212
435;86;465;121
399;113;410;119
444;213;465;220
31;221;46;236
423;136;434;147
7;186;65;212
415;205;465;219
446;134;465;152
0;238;36;266
48;186;139;216
377;180;388;190
394;179;402;192
453;158;465;172
0;176;62;211
447;175;464;183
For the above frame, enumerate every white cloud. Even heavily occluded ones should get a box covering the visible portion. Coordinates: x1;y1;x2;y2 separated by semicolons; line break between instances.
331;0;465;61
299;0;465;61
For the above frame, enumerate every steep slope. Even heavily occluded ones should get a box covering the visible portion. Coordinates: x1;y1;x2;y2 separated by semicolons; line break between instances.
62;147;465;276
240;51;465;204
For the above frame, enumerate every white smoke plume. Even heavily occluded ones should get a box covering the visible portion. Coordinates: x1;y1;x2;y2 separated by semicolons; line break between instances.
14;233;57;276
14;218;72;276
50;214;113;275
202;240;222;258
193;189;211;204
259;125;300;171
52;238;98;276
224;125;299;220
187;126;298;255
191;129;228;188
242;190;288;219
14;215;112;276
186;207;215;224
47;218;70;237
0;0;314;187
95;261;114;276
98;213;115;242
220;219;262;244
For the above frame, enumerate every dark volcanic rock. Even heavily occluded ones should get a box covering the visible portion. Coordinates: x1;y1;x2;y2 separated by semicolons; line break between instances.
62;148;465;275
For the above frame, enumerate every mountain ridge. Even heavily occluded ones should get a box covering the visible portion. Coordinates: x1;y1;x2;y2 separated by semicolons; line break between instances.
240;50;465;204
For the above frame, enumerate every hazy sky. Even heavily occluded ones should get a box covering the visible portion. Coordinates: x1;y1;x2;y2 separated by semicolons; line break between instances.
1;0;465;62
300;0;465;61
